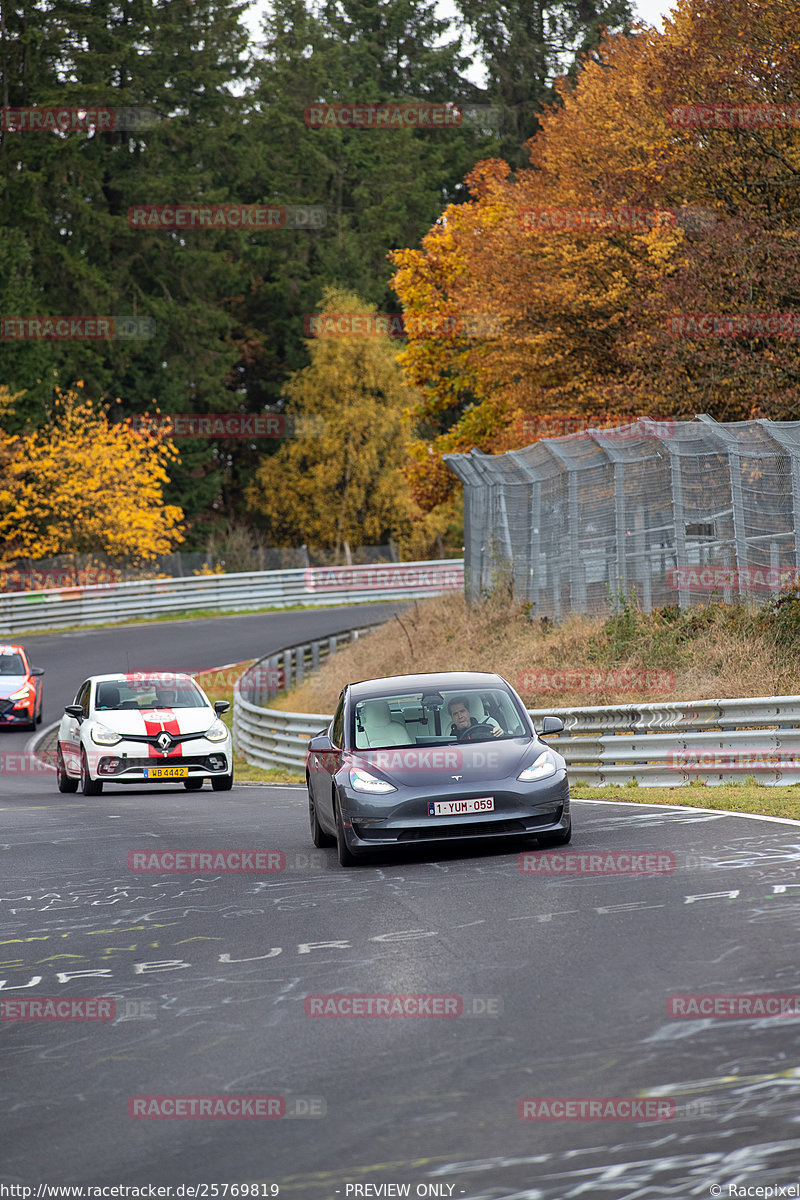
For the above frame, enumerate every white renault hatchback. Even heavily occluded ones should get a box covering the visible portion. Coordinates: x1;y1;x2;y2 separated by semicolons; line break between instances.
56;672;233;795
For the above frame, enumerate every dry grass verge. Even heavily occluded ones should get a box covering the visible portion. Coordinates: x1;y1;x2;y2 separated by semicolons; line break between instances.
270;590;800;716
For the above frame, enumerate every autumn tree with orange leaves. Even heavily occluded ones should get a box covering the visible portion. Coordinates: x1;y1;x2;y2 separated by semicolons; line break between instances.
391;0;800;513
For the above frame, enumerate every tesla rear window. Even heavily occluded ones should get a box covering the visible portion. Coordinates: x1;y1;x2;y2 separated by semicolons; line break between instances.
353;688;528;749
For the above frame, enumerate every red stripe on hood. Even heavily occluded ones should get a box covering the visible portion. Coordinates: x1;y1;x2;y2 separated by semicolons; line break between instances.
141;708;183;758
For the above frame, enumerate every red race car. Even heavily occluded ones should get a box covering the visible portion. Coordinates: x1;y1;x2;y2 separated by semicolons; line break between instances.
0;644;45;731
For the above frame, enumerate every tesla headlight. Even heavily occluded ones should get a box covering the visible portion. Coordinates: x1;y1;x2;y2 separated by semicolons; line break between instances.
517;750;558;782
349;767;396;794
205;719;229;742
9;685;31;701
91;725;122;745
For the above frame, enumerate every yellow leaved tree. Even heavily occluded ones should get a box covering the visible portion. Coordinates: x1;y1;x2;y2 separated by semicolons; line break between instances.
246;287;454;558
0;385;184;564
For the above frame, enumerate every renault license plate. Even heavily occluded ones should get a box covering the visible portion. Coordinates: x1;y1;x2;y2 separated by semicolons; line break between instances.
144;766;189;779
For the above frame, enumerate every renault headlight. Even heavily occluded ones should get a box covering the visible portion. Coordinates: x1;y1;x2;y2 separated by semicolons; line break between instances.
205;719;229;742
92;725;122;746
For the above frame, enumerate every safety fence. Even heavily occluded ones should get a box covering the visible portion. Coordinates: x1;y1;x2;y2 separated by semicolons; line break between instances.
0;559;463;634
444;414;800;617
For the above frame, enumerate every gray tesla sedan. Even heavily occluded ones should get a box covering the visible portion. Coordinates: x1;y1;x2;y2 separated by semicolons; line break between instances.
306;670;570;866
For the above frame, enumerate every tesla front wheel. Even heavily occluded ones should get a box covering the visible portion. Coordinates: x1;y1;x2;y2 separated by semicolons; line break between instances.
335;800;360;867
309;787;334;848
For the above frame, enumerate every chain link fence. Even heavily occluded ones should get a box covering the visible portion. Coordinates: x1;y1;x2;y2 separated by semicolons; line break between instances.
444;415;800;616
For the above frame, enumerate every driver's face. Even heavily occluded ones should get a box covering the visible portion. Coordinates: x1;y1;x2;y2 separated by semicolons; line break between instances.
449;702;471;730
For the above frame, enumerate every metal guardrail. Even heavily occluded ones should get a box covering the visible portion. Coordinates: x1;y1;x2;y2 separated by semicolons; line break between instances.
0;559;463;634
233;625;381;771
235;659;800;784
527;695;800;785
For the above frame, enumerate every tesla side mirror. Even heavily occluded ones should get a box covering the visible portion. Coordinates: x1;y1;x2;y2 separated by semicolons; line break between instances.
31;667;45;676
308;733;333;752
64;704;84;719
214;700;230;714
540;716;564;737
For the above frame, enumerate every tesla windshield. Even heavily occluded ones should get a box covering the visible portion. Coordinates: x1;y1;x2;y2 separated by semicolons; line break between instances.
353;687;529;749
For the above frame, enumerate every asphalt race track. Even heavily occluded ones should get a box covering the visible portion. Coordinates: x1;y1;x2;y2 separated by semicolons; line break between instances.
2;608;800;1198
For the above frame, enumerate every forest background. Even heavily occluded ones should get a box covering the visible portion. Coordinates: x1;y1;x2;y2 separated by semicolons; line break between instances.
1;0;794;569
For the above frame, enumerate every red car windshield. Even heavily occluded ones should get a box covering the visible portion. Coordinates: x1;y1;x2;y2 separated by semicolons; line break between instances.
0;653;26;675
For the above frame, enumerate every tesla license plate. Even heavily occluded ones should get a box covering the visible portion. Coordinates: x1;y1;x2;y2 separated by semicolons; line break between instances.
144;766;189;779
428;797;494;816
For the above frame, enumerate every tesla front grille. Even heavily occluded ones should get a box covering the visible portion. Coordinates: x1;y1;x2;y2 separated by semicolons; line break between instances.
396;817;530;840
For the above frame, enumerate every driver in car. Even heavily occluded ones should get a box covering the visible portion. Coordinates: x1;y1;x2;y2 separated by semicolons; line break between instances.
447;695;504;738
